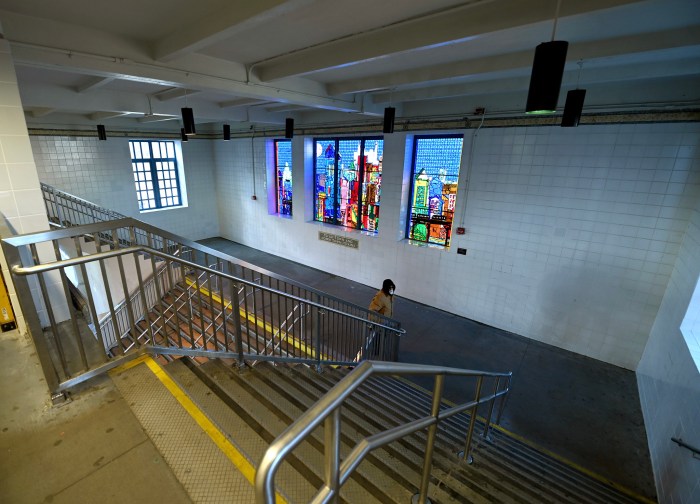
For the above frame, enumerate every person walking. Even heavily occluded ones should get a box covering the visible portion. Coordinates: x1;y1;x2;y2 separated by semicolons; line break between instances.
369;278;395;318
364;279;395;359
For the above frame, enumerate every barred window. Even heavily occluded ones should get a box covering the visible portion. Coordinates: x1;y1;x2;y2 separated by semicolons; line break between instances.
129;140;183;211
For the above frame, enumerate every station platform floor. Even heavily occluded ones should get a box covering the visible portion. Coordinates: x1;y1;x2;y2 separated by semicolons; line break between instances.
0;237;656;503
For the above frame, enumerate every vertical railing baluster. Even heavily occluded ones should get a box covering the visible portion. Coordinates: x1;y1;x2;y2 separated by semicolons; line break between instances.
482;377;500;441
461;376;483;464
73;236;106;358
325;407;341;503
232;280;244;366
415;373;444;504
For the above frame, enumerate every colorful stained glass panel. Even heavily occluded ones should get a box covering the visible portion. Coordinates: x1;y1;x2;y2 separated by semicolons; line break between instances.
407;135;463;247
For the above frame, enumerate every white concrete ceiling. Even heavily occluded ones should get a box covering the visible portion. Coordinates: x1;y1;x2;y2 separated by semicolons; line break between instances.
1;0;698;133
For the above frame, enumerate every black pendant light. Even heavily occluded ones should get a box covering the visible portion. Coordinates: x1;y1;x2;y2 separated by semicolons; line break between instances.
285;118;294;139
561;89;586;127
525;0;568;115
97;124;107;141
383;107;395;134
181;128;188;142
223;124;231;141
181;107;196;135
561;61;586;127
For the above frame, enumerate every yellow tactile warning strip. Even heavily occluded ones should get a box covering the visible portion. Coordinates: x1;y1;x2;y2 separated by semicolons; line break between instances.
185;279;332;361
391;375;655;504
109;355;287;504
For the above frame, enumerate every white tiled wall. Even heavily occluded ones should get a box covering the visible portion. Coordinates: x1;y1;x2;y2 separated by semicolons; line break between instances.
0;33;67;334
638;198;700;504
31;136;220;241
214;123;700;372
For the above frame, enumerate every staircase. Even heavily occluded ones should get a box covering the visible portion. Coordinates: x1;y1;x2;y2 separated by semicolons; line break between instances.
1;184;653;503
112;355;646;504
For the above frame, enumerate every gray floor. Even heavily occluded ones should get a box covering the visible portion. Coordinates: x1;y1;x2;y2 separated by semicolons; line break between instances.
198;237;656;502
0;236;656;503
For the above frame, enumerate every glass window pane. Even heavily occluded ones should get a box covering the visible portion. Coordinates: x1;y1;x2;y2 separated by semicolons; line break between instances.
275;139;292;216
408;136;463;247
360;139;383;233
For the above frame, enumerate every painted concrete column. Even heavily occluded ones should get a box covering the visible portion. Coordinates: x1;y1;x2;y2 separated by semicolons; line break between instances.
0;22;60;335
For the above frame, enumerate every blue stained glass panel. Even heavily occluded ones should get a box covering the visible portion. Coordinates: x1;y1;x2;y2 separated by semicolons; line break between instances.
407;135;463;247
275;139;292;216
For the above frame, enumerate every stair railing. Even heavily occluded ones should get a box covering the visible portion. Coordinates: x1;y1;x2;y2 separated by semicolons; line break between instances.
3;223;405;400
40;183;402;344
256;360;512;504
98;261;182;354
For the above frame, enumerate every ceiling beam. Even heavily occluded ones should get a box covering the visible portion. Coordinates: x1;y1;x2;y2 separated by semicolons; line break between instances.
76;76;115;93
329;27;700;96
152;88;200;102
218;98;270;109
138;115;179;123
87;111;133;121
264;104;309;113
152;0;315;62
253;0;645;81
28;107;55;118
9;43;361;113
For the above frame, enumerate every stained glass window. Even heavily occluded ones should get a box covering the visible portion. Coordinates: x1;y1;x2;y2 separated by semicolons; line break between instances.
314;137;383;233
407;135;463;247
129;140;183;211
274;139;292;216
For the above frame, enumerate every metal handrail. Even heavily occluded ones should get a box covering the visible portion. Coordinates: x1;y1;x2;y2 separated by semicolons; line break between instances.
671;438;700;459
38;183;403;331
256;360;512;504
11;246;405;337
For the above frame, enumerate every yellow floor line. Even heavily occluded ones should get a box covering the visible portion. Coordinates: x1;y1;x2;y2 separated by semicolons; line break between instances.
112;356;287;504
392;375;655;504
185;278;332;361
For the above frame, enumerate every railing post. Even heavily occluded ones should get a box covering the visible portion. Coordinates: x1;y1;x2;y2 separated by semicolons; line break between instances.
413;373;444;504
1;241;63;401
482;377;500;442
314;293;322;372
324;407;341;503
495;373;512;425
231;282;245;367
460;376;483;464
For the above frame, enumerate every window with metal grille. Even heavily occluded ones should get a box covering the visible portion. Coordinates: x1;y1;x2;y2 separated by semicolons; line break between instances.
314;137;383;233
407;135;464;247
274;139;292;216
129;140;183;211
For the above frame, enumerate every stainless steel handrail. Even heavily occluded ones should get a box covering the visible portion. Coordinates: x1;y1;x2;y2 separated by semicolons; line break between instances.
37;184;402;331
255;360;512;504
11;246;406;337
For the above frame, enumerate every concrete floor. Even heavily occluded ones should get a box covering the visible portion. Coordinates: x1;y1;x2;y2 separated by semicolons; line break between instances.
0;236;656;503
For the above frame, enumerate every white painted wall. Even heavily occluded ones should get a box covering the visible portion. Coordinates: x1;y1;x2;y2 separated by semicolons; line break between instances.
31;136;219;241
638;197;700;504
213;123;700;371
0;25;69;333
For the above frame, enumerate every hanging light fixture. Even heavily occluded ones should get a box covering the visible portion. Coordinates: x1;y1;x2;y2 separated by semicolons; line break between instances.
525;0;568;114
96;124;107;141
181;128;188;142
285;118;294;139
181;107;196;135
383;107;395;134
562;60;586;127
223;124;231;141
